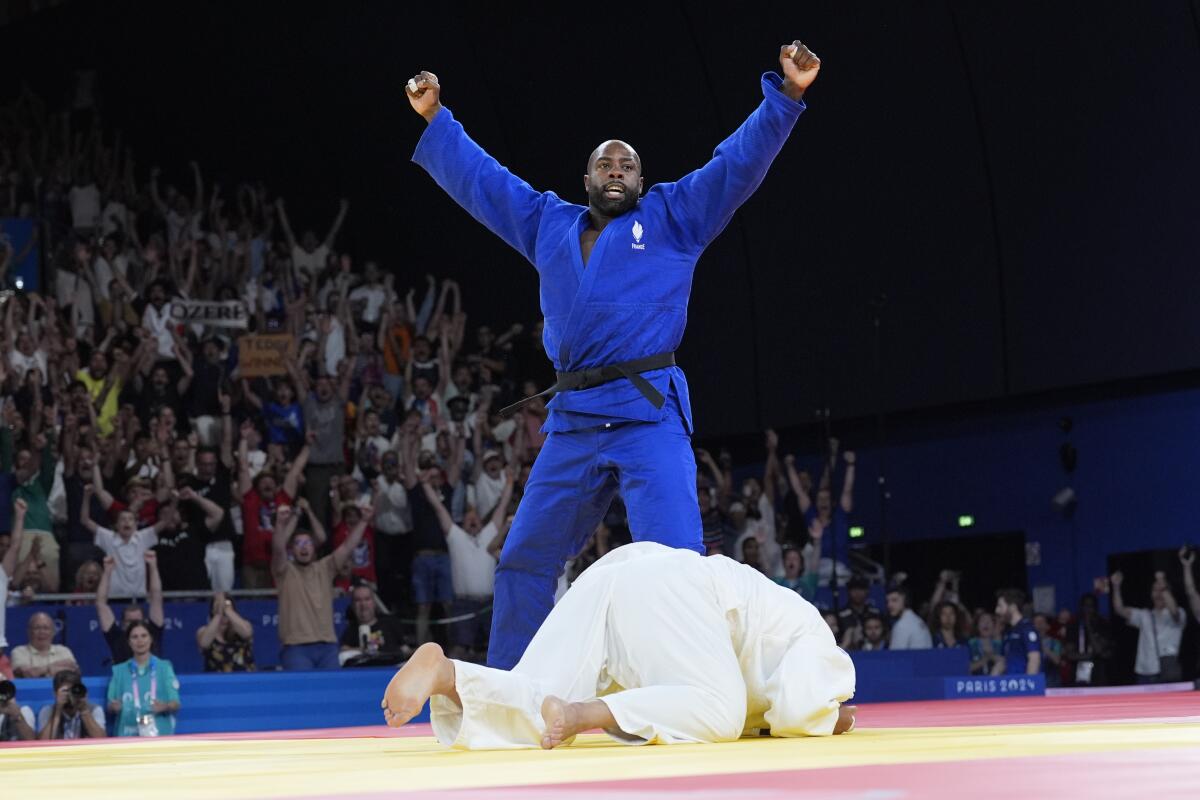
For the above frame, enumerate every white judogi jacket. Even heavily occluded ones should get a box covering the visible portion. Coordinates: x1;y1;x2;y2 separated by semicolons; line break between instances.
431;542;855;749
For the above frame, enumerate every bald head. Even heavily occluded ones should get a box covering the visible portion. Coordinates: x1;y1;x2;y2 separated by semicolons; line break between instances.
584;140;644;218
587;140;641;173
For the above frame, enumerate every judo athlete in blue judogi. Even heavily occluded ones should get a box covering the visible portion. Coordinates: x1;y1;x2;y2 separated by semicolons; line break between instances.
405;41;822;669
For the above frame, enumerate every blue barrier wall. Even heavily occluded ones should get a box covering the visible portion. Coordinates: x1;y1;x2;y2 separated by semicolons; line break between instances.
6;598;350;675
6;649;993;736
9;668;419;734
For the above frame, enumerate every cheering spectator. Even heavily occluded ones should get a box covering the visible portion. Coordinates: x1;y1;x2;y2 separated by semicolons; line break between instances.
886;585;932;650
11;431;61;591
421;465;516;659
272;498;372;670
82;485;170;598
10;612;79;678
332;501;376;591
1179;547;1200;622
275;196;349;287
402;436;456;645
96;551;165;664
152;487;225;591
185;443;238;592
0;497;28;674
372;450;413;609
787;440;855;583
238;436;310;588
196;592;255;672
106;621;181;737
37;669;106;740
994;588;1041;676
289;359;352;530
1110;570;1186;684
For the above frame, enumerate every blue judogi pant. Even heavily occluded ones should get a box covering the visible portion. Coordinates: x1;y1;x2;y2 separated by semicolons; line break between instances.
487;413;703;669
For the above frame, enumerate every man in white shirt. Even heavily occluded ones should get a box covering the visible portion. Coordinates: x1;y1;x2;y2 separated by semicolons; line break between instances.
374;452;414;610
421;470;515;659
81;492;169;598
886;585;932;650
469;450;507;523
1111;570;1187;683
347;261;390;329
382;542;856;749
141;280;177;361
7;332;48;386
276;197;348;286
10;613;79;678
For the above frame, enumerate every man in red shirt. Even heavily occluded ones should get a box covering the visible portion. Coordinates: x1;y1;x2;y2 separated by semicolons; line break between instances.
238;436;310;589
333;502;376;591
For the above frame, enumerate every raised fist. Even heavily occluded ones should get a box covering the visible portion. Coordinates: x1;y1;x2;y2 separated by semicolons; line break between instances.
103;556;116;571
405;71;442;122
844;450;856;466
1110;571;1123;588
779;41;821;99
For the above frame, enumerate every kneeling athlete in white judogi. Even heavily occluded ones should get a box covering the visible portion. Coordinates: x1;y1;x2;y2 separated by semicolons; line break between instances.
381;542;857;749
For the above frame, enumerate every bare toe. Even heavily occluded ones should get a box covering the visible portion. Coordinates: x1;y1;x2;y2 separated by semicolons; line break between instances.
540;695;571;749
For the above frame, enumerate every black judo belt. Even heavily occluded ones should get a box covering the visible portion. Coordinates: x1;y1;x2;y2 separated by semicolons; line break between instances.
498;352;676;418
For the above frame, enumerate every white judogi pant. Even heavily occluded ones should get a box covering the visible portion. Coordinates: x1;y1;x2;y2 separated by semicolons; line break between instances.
430;542;856;749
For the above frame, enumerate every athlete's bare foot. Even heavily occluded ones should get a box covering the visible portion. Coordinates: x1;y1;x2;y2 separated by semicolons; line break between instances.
381;642;458;727
833;704;857;734
540;695;618;749
540;695;578;749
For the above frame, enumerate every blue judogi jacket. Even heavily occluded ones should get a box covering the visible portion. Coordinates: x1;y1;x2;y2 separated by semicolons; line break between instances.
413;72;805;433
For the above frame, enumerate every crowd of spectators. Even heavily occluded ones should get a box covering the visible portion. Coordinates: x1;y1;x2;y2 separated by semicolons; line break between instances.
0;84;1198;740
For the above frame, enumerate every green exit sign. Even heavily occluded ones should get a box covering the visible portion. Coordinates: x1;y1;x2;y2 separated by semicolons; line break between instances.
958;515;975;528
849;526;864;539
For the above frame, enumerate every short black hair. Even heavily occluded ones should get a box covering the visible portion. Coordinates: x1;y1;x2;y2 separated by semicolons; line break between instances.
52;668;82;690
886;585;910;602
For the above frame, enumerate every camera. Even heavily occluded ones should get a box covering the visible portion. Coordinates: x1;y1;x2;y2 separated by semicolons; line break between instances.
69;683;87;700
0;680;15;704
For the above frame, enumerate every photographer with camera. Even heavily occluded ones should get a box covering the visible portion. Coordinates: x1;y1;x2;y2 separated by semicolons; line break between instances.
0;679;37;741
37;669;106;739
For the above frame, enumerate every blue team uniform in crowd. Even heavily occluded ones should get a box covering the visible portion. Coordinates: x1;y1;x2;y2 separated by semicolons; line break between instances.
1002;617;1042;675
413;72;807;669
